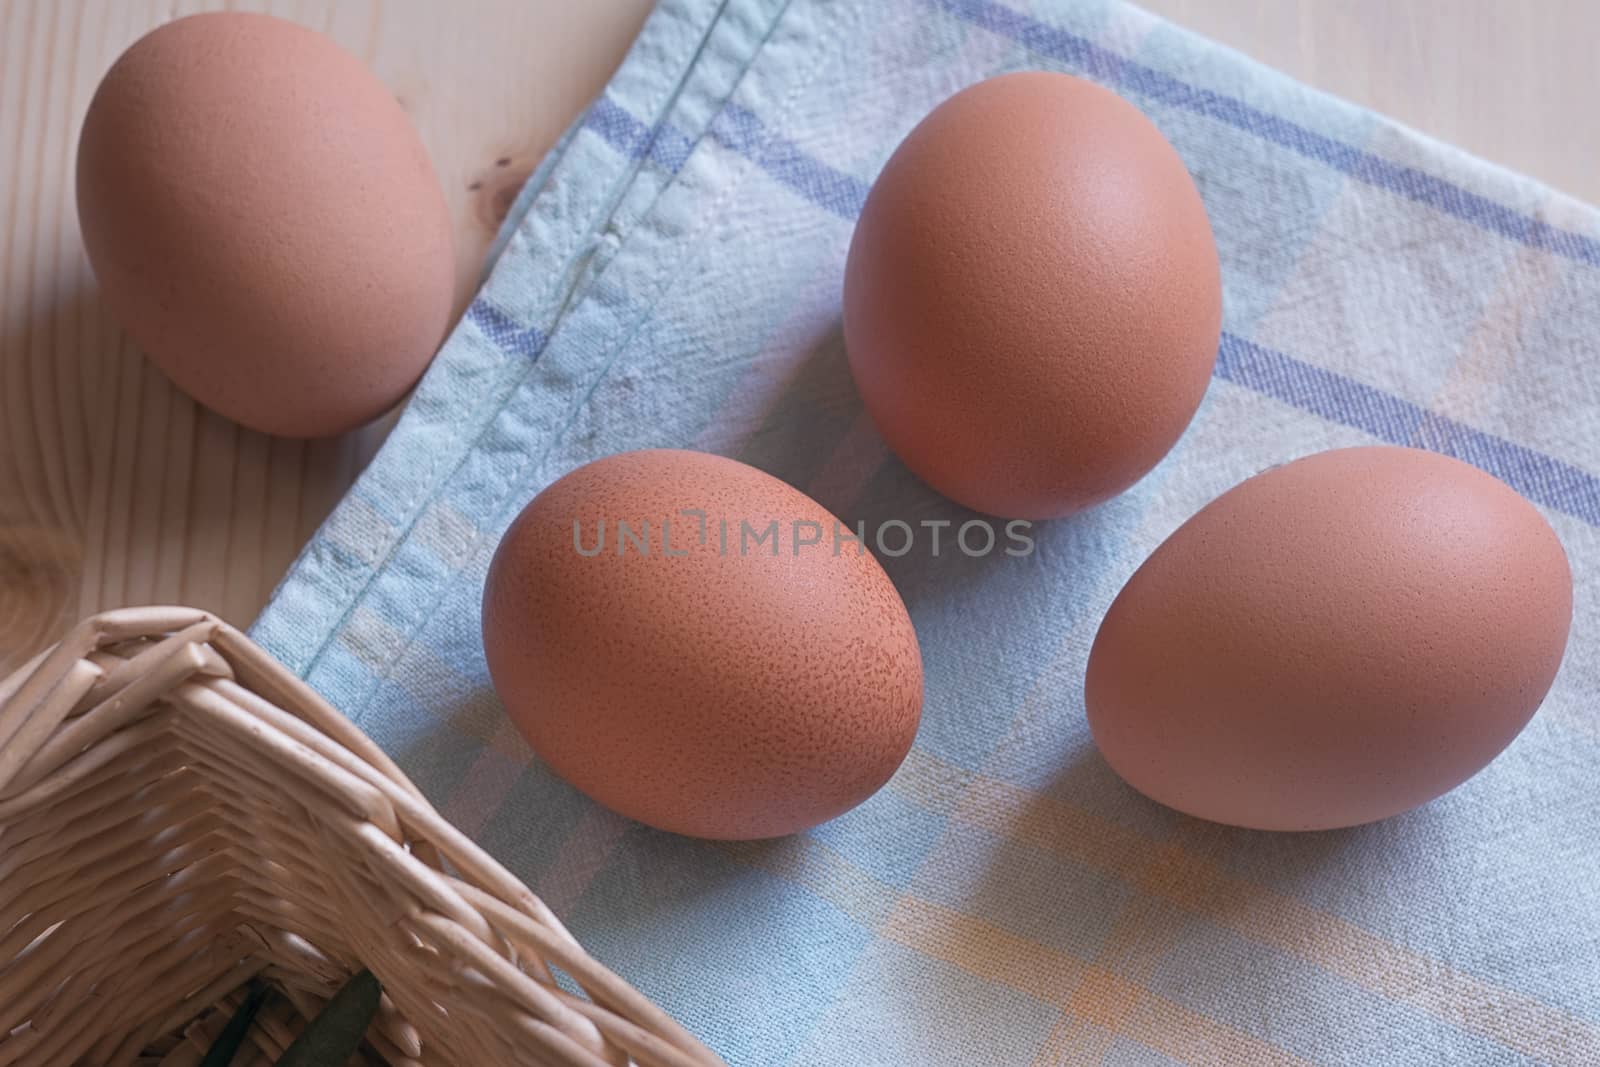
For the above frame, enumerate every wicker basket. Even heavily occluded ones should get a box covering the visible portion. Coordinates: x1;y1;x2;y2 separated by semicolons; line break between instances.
0;606;724;1067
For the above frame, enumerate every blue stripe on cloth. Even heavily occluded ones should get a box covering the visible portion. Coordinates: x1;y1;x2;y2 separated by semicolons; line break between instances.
934;0;1600;269
1214;332;1426;445
466;301;548;359
710;103;872;217
1216;334;1600;526
584;95;695;173
567;95;1600;531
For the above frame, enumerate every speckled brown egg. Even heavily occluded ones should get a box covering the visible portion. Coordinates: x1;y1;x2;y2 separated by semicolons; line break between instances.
77;12;454;438
482;449;924;840
1086;446;1573;831
843;72;1221;518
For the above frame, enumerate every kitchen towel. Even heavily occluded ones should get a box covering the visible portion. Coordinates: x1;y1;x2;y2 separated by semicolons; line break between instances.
252;1;1600;1063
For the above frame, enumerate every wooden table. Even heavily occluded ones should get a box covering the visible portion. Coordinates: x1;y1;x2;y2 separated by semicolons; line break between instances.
2;0;1594;673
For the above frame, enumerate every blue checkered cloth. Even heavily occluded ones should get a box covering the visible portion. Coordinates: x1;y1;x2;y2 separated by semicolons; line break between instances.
253;1;1600;1062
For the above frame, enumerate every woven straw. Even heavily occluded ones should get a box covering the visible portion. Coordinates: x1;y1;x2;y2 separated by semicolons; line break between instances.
0;606;725;1067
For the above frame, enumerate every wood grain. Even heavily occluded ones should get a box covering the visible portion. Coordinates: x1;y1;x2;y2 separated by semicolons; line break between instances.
2;0;1595;672
1144;0;1600;206
0;0;652;671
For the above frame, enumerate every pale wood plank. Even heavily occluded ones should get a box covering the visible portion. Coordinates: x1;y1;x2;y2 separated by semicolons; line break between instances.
1142;0;1600;205
0;0;654;671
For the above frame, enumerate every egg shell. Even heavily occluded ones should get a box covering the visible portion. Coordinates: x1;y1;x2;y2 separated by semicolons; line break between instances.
1085;446;1573;831
76;13;454;438
481;449;925;840
843;72;1221;519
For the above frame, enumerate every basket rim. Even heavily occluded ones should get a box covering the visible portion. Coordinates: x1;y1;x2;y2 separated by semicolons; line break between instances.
0;605;724;1067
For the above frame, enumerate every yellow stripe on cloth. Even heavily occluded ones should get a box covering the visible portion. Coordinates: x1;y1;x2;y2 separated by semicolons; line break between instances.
723;830;1310;1065
882;897;1308;1066
1032;892;1188;1064
890;747;1600;1066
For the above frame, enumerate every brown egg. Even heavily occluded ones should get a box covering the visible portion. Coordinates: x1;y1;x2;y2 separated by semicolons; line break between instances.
1086;446;1573;831
77;13;454;438
482;450;924;840
843;72;1221;518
